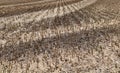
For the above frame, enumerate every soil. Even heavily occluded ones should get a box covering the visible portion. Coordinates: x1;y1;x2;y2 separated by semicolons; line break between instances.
0;0;120;73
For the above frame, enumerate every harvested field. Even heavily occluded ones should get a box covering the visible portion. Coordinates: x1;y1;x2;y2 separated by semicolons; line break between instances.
0;0;120;73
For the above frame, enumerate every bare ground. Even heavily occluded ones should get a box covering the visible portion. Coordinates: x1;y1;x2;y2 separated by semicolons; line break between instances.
0;0;120;73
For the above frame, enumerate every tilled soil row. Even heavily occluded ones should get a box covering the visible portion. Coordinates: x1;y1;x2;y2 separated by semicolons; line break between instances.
0;0;84;17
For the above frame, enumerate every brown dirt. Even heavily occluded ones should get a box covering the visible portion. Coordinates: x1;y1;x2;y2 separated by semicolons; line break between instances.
0;0;120;73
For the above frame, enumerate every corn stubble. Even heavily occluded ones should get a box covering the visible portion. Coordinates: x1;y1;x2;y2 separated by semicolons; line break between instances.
0;0;120;73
